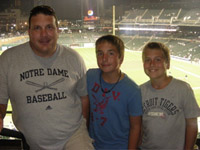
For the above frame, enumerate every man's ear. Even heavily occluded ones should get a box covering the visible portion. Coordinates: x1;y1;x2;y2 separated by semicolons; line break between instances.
57;27;61;33
28;28;30;36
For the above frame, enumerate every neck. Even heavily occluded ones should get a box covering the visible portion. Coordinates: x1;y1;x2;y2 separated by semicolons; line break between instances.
151;76;172;89
102;70;122;84
100;70;122;93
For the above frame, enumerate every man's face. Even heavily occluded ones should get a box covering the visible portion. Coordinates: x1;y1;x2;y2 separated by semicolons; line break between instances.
28;13;59;57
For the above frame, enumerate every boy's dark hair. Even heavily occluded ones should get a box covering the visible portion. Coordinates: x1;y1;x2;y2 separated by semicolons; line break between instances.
95;35;124;58
28;5;58;28
142;42;170;63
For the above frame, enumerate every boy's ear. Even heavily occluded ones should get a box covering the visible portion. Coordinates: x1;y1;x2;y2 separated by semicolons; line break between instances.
167;61;170;69
119;56;124;64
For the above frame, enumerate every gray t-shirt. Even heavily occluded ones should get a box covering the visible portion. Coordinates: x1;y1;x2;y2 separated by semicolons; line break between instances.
140;77;200;150
0;42;87;150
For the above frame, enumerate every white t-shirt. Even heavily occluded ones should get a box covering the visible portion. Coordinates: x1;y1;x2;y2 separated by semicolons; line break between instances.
140;77;200;150
0;42;87;150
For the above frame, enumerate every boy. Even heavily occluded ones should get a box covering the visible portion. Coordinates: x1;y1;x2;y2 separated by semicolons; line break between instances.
140;42;200;149
87;35;143;149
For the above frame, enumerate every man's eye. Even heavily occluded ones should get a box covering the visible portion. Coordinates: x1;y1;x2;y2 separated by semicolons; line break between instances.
33;26;40;30
47;25;54;30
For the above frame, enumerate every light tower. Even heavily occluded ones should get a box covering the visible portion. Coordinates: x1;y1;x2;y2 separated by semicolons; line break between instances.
34;0;49;6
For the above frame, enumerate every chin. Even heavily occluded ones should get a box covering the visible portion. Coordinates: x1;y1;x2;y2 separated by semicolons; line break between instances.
146;73;156;78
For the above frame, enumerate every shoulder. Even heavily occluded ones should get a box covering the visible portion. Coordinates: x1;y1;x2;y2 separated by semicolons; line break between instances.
139;80;151;94
121;74;141;94
171;77;192;90
1;42;29;55
87;68;100;77
123;74;139;88
58;44;85;65
140;80;150;89
0;42;29;61
58;44;80;57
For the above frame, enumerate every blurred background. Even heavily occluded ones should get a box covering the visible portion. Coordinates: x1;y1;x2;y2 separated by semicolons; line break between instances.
0;0;200;149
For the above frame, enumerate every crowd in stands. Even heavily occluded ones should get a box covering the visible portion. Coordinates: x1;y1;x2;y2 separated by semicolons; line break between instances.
0;30;200;64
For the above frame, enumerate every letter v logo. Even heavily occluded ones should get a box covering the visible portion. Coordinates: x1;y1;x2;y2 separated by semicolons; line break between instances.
112;91;120;101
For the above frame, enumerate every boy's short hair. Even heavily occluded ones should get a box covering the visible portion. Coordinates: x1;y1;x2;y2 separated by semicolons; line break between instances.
28;5;58;28
142;42;170;63
95;35;124;59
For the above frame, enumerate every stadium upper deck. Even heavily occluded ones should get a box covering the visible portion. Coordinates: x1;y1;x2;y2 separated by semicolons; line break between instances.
118;7;200;26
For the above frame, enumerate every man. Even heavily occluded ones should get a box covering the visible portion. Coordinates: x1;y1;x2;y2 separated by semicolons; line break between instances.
0;5;93;150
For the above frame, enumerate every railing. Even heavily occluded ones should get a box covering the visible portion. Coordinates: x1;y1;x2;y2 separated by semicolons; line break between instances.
0;111;30;150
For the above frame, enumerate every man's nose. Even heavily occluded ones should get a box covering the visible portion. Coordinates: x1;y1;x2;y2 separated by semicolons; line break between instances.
40;29;47;36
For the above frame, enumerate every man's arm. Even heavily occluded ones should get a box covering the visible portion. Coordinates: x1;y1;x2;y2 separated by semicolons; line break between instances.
184;118;198;150
80;95;90;128
0;104;7;132
128;116;142;150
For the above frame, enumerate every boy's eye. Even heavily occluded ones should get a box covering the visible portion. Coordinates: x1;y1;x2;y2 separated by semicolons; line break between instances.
96;50;116;57
155;58;161;62
108;51;114;55
97;51;103;56
155;57;164;62
144;58;151;62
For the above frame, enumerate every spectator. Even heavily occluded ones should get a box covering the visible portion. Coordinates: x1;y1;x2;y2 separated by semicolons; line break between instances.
140;42;200;150
0;5;94;150
87;34;143;149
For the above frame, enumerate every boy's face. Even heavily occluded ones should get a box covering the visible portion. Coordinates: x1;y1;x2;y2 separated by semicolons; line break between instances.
96;41;123;74
143;48;169;80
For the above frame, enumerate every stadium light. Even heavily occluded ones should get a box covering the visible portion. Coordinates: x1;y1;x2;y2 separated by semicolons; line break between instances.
119;27;177;32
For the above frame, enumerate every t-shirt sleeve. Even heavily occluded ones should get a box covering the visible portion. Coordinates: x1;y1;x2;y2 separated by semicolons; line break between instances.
183;83;200;118
0;51;10;104
128;87;143;117
75;52;88;97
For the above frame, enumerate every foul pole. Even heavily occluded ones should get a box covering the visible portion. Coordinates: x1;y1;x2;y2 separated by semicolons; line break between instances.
113;5;115;35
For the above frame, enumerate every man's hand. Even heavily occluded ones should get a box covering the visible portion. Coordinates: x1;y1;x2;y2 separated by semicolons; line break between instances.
0;104;7;132
81;95;90;128
0;114;3;132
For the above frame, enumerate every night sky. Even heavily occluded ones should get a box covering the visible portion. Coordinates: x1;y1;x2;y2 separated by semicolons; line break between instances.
1;0;194;20
0;0;133;20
